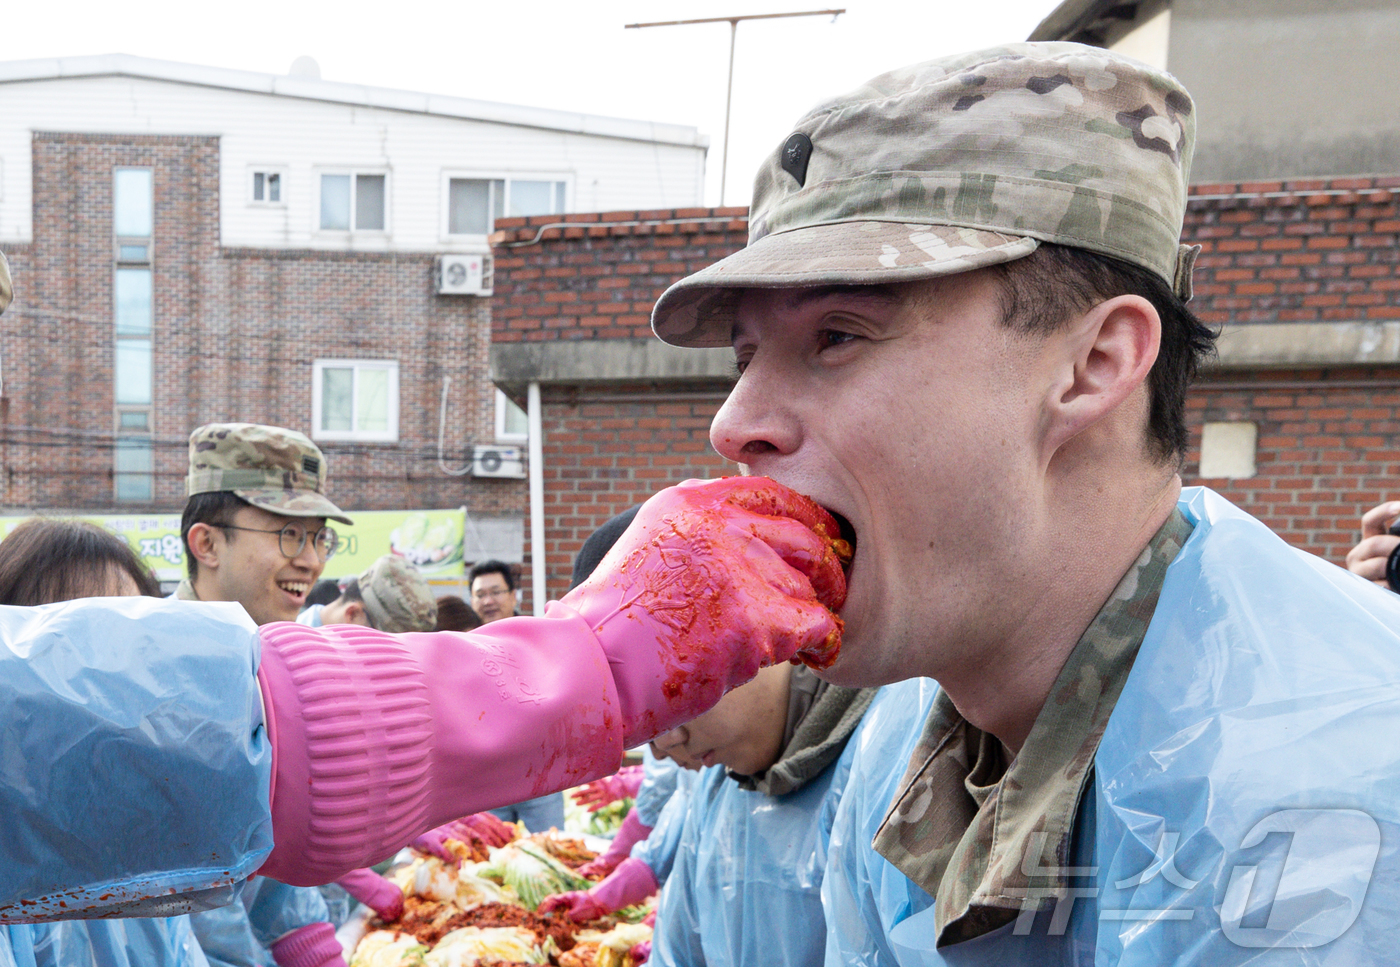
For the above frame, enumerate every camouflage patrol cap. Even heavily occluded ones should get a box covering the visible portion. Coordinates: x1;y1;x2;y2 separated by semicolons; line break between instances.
653;42;1199;347
358;554;437;633
0;252;12;316
187;422;352;524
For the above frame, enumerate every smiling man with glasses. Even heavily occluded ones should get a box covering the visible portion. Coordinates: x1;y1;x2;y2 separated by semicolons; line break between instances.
176;422;353;626
173;422;357;967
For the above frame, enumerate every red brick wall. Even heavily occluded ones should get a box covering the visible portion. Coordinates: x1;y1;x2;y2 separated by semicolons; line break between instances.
3;132;524;518
537;392;735;599
1184;370;1400;564
1186;177;1400;325
491;209;748;342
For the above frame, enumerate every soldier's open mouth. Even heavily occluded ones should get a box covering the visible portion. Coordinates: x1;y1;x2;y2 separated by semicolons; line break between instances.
827;509;857;575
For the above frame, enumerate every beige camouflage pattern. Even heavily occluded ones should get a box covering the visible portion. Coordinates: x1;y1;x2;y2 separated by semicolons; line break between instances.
0;252;11;315
358;554;437;633
187;423;351;525
654;42;1199;347
871;509;1193;947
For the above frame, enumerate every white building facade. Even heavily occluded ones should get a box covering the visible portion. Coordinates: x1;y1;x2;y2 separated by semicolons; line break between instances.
0;54;708;252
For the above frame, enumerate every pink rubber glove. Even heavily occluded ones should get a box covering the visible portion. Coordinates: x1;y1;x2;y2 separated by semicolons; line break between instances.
335;868;403;921
539;857;659;923
411;813;516;864
630;940;652;964
256;615;625;885
578;809;652;879
574;766;644;811
270;922;346;967
455;812;516;848
256;477;843;886
410;822;462;864
556;476;848;745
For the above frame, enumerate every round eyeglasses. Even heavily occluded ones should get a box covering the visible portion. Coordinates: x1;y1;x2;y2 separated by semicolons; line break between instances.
216;523;339;561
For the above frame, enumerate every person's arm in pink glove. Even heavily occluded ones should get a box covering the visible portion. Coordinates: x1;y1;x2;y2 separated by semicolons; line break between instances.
270;923;346;967
538;857;659;923
574;766;645;812
578;809;652;880
334;868;403;921
411;812;516;865
256;477;845;887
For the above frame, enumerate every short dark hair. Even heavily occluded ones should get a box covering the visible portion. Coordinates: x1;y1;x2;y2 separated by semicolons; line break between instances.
0;518;161;605
434;595;483;631
304;579;342;608
337;576;363;603
987;244;1217;466
570;506;641;591
180;491;252;579
468;559;516;592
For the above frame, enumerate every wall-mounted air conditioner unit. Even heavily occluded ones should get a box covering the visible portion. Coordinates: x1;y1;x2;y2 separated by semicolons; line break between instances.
471;445;526;479
437;254;494;296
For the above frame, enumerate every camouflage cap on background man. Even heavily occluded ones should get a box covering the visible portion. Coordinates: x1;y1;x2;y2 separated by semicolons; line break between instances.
358;554;437;633
653;42;1199;347
187;422;352;524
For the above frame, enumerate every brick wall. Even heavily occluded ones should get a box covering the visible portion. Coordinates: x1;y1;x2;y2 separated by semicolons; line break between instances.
491;209;748;342
1186;177;1400;325
537;391;735;598
3;132;524;520
1185;370;1400;564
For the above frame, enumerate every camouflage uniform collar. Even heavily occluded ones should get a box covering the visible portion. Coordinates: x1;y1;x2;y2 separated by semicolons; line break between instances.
872;508;1193;947
173;579;201;601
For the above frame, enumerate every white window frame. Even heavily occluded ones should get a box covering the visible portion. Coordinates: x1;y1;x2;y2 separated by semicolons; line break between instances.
315;168;391;235
312;359;400;442
441;170;571;240
495;390;529;443
249;167;287;206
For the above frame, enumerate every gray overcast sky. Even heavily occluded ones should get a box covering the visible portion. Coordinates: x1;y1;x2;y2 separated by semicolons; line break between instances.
10;0;1062;207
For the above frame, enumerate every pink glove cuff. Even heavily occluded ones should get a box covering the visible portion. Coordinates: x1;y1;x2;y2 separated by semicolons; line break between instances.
258;616;626;885
257;624;433;885
599;809;653;865
335;868;404;919
591;857;660;911
271;922;345;967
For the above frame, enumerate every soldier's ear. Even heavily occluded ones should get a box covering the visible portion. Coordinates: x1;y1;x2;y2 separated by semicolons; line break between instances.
1041;293;1160;456
186;522;222;570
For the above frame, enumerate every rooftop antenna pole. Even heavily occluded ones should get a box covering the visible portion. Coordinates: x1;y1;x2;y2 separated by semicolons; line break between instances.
626;9;845;206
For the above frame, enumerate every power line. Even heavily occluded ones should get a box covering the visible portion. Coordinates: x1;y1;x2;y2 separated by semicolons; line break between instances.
625;9;844;205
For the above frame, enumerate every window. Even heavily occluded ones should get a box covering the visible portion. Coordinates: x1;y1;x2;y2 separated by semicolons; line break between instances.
113;167;154;502
312;359;399;442
447;176;567;235
495;390;528;443
319;172;388;231
114;168;153;237
251;170;283;204
115;438;154;502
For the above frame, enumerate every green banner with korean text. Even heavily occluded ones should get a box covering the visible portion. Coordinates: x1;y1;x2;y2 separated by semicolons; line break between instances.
0;508;467;583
